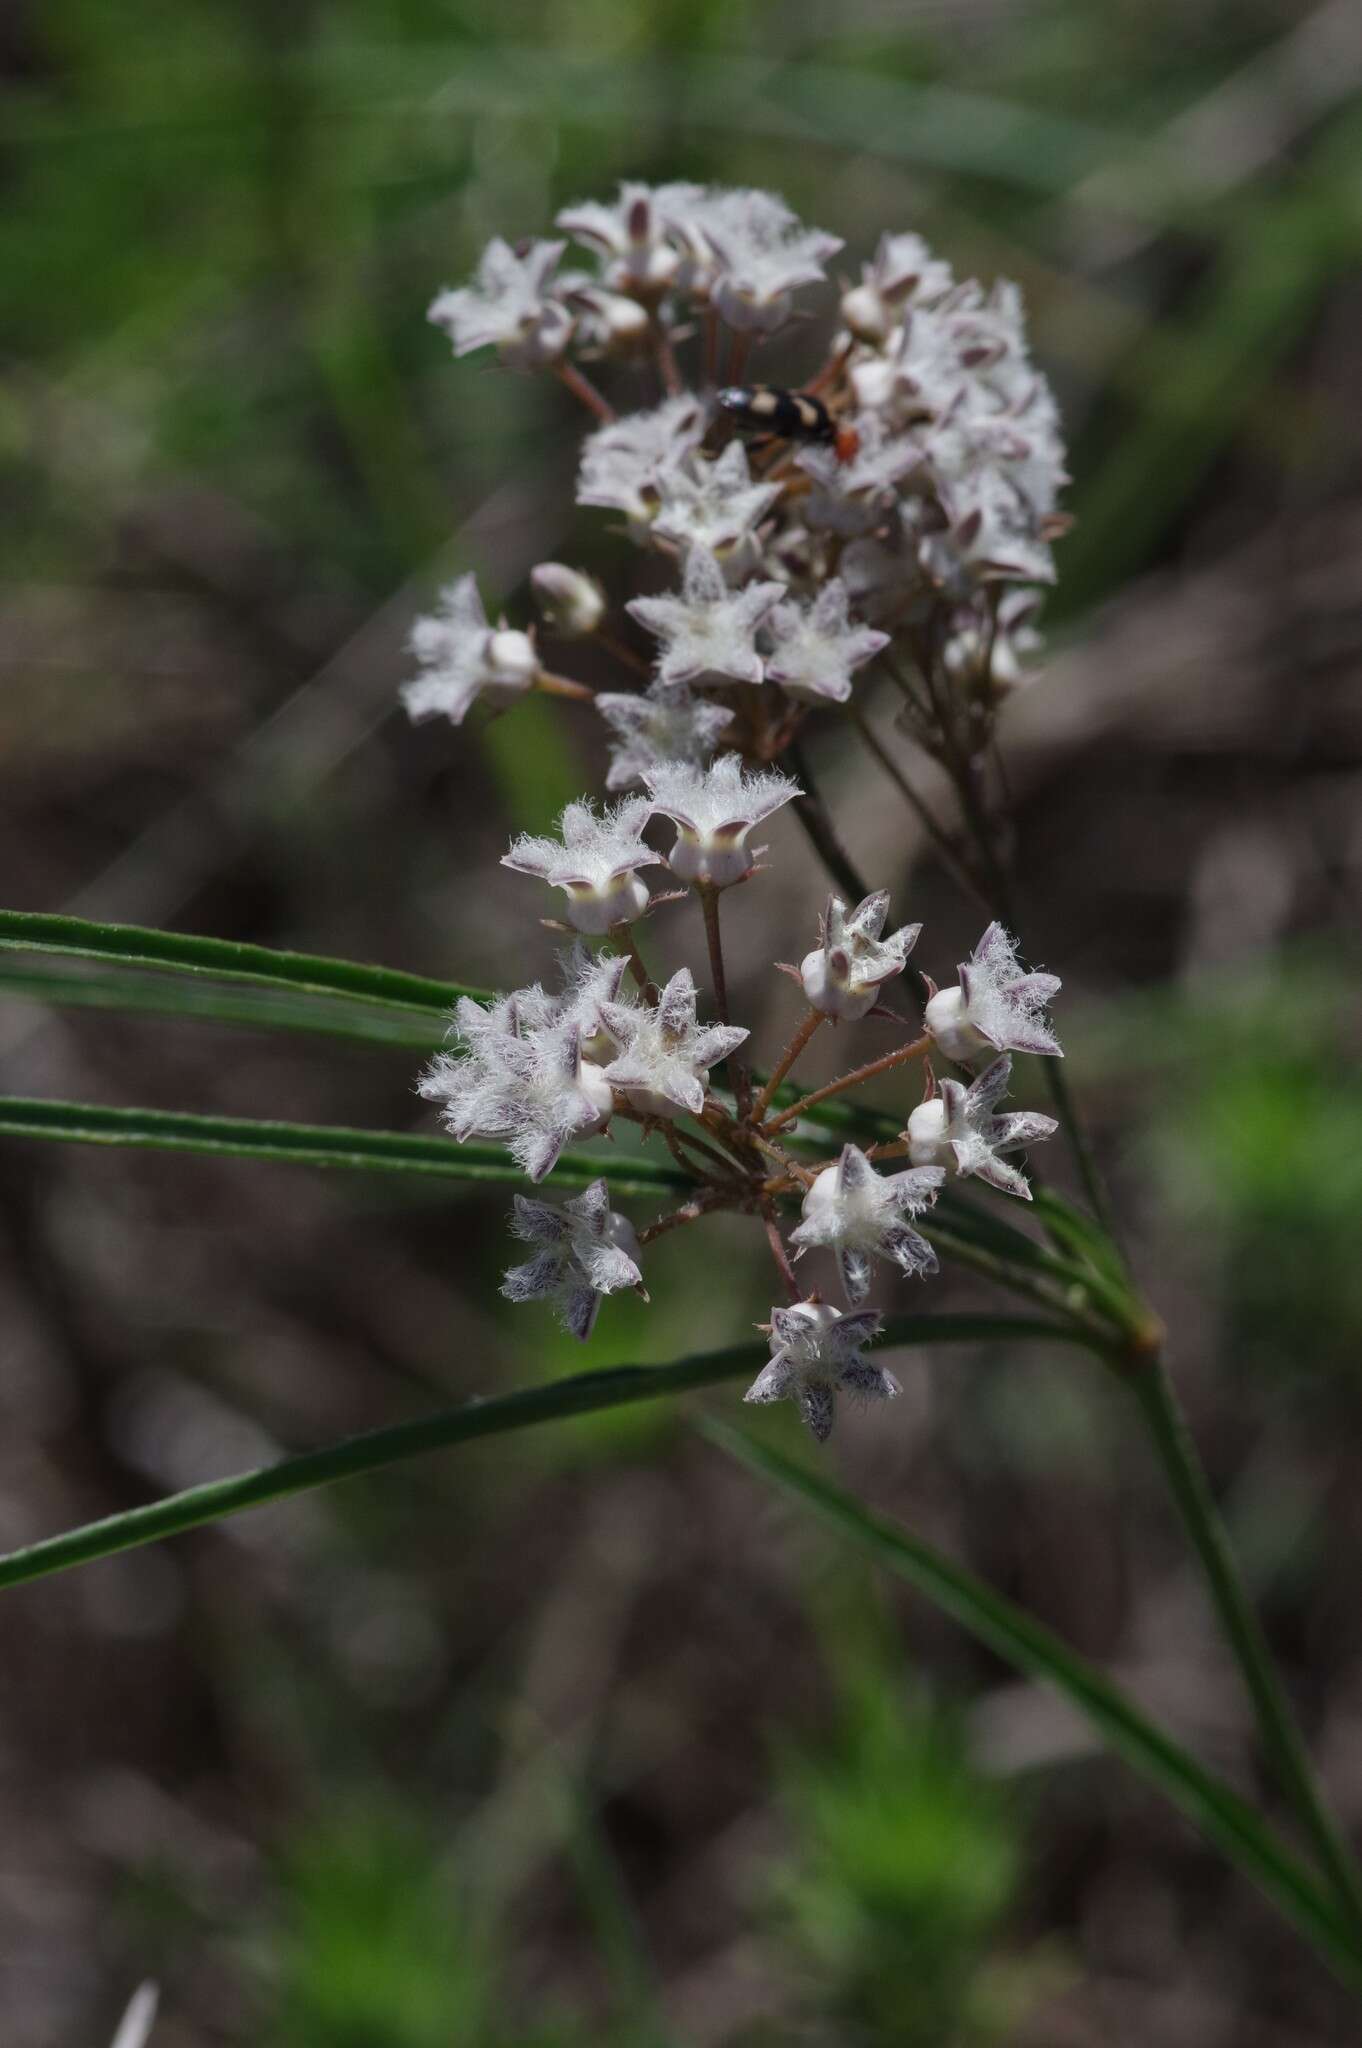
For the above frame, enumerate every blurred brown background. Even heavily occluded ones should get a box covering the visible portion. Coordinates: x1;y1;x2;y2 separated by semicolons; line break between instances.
2;1;1361;2041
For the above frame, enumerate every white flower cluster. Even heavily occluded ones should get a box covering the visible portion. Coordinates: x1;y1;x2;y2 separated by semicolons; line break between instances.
404;183;1073;1440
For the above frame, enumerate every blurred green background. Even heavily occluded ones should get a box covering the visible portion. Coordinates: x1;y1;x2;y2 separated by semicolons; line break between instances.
2;2;1361;2042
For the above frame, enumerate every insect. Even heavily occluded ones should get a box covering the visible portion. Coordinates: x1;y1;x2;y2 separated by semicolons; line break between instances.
717;385;860;463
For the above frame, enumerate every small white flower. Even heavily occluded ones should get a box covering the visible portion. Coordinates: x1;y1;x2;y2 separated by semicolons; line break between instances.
557;277;652;357
686;187;842;332
763;579;889;704
744;1299;895;1443
420;1005;613;1183
577;396;708;534
558;944;633;1063
501;1177;645;1341
840;230;955;345
941;588;1044;696
428;237;573;368
401;573;540;727
790;1144;943;1304
599;966;747;1119
503;796;662;934
644;751;800;887
530;562;607;640
628;547;785;689
557;181;700;297
800;890;922;1021
652;442;781;559
924;921;1062;1061
596;676;736;792
797;416;922;535
905;1055;1057;1200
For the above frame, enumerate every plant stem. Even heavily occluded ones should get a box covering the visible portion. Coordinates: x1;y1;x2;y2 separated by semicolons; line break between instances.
696;882;750;1117
748;1010;824;1124
762;1200;802;1301
851;705;981;902
535;670;596;702
764;1035;930;1135
553;359;615;422
1131;1354;1362;1954
611;924;656;1001
787;739;873;904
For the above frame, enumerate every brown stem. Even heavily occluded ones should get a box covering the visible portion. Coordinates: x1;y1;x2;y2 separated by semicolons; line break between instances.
610;924;657;1002
535;670;596;702
553;359;615;423
697;882;751;1117
726;329;752;385
852;704;982;903
764;1034;930;1134
762;1201;802;1302
598;627;649;677
704;308;720;387
652;318;683;397
748;1009;825;1125
638;1189;731;1246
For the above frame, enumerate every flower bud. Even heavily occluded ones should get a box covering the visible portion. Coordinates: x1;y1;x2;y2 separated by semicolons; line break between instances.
922;984;992;1064
531;563;607;640
840;282;891;346
486;628;541;687
905;1095;952;1171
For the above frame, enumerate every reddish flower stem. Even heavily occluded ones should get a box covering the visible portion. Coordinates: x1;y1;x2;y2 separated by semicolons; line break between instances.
763;1034;931;1134
747;1009;825;1125
553;359;615;422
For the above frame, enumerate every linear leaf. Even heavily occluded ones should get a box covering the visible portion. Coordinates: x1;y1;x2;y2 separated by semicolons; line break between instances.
0;1096;690;1197
0;909;477;1016
0;1314;1073;1594
707;1420;1362;1990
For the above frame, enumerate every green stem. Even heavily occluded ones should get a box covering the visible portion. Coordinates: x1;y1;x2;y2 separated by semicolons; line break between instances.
1131;1354;1362;1953
0;909;472;1017
0;1315;1075;1595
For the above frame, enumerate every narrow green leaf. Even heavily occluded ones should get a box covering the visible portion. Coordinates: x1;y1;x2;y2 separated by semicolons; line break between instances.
0;1096;690;1198
0;909;478;1016
707;1421;1362;1990
0;960;446;1050
0;1313;1070;1595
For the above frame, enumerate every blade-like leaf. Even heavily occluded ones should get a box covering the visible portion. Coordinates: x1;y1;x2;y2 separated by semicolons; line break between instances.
706;1419;1362;1990
0;909;477;1016
0;1314;1069;1595
0;960;446;1050
0;1096;690;1198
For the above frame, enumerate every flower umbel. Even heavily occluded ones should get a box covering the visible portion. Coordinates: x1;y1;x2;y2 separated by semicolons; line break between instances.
905;1054;1058;1199
501;1178;645;1341
744;1301;895;1442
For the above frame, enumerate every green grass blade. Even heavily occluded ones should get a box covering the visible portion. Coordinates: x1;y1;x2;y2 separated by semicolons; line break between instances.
0;909;478;1016
0;1096;690;1198
0;960;447;1050
707;1420;1362;1990
0;1314;1068;1595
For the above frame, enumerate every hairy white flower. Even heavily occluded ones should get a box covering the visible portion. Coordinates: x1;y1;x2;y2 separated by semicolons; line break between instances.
644;751;800;887
905;1055;1057;1200
557;944;633;1062
685;187;842;332
577;396;708;534
503;796;662;934
841;230;955;345
428;237;572;368
420;1001;613;1183
941;588;1044;696
599;966;747;1118
530;562;607;640
501;1178;644;1341
922;410;1062;588
557;277;652;357
401;573;540;727
763;579;889;704
790;1144;943;1304
652;442;781;559
628;547;785;688
797;416;922;535
557;181;701;297
924;921;1062;1061
800;890;921;1021
596;676;736;792
744;1300;895;1443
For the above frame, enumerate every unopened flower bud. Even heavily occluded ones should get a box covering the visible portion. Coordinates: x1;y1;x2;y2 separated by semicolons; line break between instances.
840;282;891;346
531;563;607;640
487;628;540;685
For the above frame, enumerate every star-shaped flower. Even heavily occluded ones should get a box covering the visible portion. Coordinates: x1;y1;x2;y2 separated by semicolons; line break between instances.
743;1300;896;1443
924;921;1062;1062
401;573;540;728
790;1144;943;1304
799;890;922;1022
763;579;890;704
643;751;801;887
687;187;842;333
797;416;922;535
840;230;955;345
652;442;782;559
577;396;709;534
557;944;634;1063
557;181;702;297
420;1006;612;1183
905;1055;1057;1200
501;1178;645;1341
595;676;736;792
428;237;573;368
598;966;747;1119
502;796;663;934
628;547;785;688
